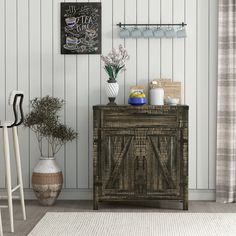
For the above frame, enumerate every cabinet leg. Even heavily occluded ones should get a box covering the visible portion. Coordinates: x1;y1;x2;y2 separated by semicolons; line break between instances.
183;200;188;210
93;200;98;210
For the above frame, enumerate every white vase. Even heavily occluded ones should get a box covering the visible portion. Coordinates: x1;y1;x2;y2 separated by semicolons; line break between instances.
33;157;61;173
32;157;63;206
105;80;119;105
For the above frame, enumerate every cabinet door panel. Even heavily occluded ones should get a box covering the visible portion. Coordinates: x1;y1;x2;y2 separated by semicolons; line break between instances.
100;129;181;198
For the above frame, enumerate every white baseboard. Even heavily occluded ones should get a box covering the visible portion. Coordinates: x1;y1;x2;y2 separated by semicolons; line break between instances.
0;189;93;200
189;189;216;201
0;189;216;201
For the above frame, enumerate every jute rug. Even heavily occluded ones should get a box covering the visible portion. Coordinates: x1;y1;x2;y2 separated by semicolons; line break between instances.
28;212;236;236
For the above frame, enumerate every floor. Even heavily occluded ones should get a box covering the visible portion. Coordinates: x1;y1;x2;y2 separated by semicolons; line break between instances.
1;200;236;236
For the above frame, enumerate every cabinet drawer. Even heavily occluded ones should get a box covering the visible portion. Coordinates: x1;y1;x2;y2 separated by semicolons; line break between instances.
102;110;178;128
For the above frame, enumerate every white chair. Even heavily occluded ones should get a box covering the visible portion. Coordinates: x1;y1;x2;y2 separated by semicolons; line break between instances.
0;91;26;233
0;205;7;236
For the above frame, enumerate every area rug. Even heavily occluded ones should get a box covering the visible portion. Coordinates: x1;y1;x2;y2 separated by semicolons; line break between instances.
28;212;236;236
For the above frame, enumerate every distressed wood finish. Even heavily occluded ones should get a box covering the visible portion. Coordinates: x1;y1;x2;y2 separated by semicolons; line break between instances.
93;105;189;210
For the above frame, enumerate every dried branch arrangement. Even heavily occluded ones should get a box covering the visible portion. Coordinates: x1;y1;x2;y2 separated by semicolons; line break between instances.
24;96;78;157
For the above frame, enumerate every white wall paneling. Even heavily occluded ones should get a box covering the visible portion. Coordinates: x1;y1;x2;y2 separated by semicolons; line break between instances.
149;0;161;83
0;0;6;187
29;0;41;188
113;0;125;104
124;0;137;101
161;0;172;79
64;0;77;188
42;0;53;96
88;0;102;188
100;0;112;105
137;0;149;93
208;0;218;190
173;0;185;102
76;0;89;189
6;0;18;188
197;0;209;189
0;0;218;200
18;0;30;188
41;0;54;175
53;0;65;187
185;0;197;189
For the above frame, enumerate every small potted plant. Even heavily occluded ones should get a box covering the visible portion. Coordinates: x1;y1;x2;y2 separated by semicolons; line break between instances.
101;44;129;105
24;96;77;206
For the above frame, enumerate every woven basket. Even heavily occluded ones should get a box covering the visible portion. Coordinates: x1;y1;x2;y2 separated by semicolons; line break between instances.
32;172;63;206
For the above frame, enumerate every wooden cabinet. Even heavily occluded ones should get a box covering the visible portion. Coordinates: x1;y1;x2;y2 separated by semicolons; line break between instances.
93;105;188;210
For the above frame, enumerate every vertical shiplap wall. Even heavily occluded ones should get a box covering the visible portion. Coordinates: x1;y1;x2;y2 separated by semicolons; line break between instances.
0;0;218;198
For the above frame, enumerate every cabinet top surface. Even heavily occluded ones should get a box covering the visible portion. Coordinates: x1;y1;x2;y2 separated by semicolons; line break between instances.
93;105;189;110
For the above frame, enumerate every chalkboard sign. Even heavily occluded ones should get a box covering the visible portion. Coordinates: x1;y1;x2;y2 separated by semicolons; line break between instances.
61;3;101;54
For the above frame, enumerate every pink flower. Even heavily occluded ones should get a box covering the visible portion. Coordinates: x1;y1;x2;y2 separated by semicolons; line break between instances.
101;45;130;80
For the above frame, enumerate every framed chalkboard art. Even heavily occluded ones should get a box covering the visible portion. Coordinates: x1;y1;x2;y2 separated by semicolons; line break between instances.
61;3;101;54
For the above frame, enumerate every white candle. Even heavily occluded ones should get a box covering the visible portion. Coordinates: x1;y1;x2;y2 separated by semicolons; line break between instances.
150;88;164;105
